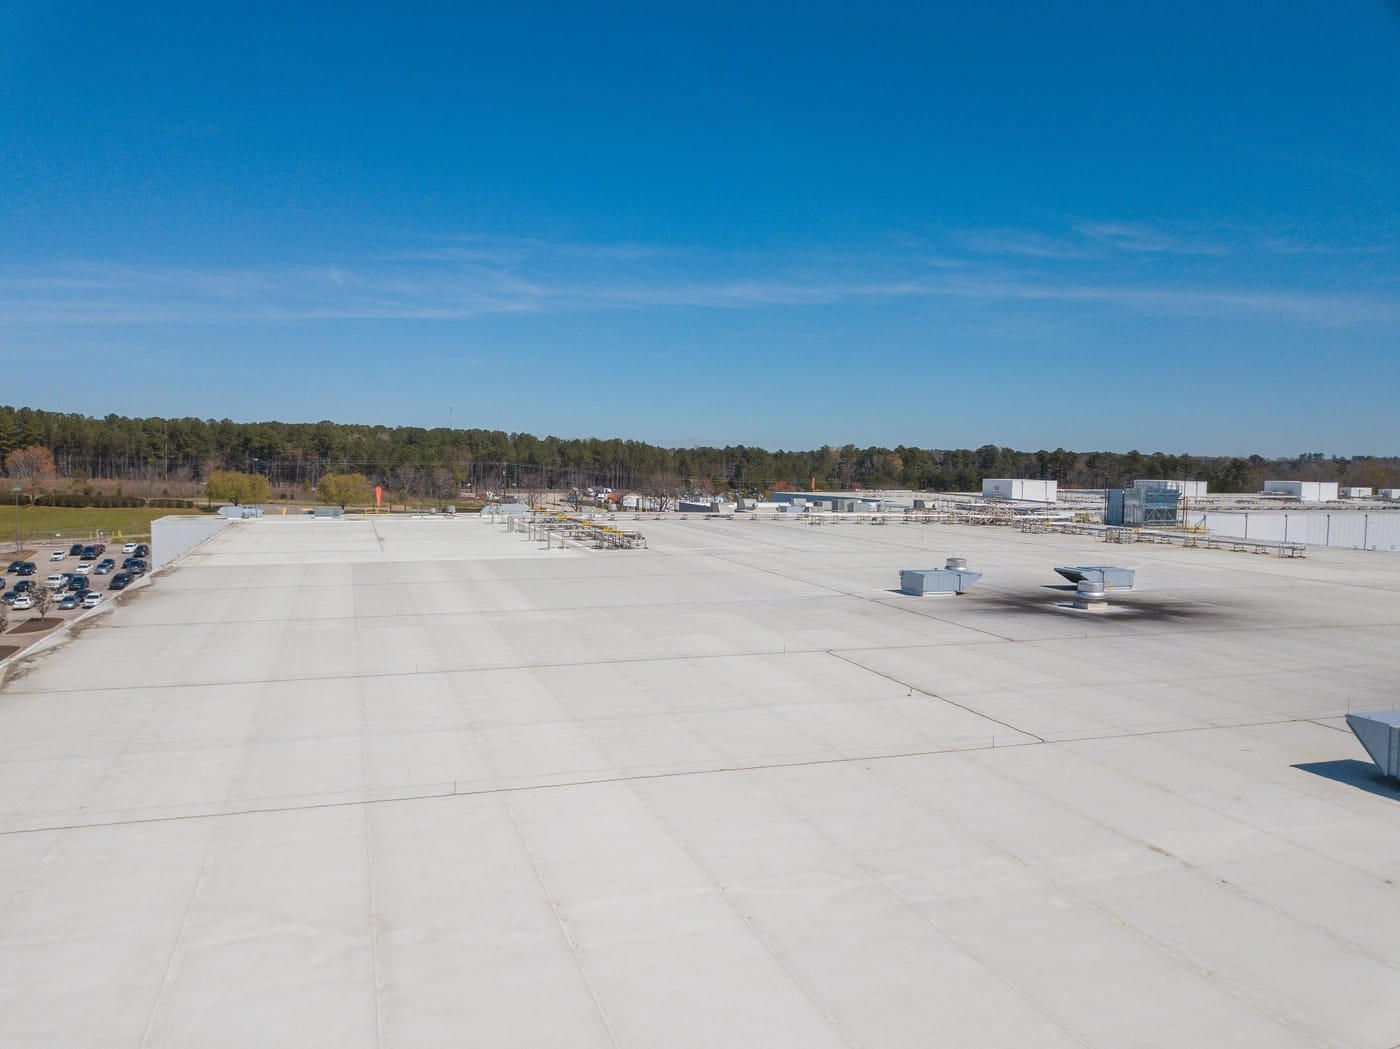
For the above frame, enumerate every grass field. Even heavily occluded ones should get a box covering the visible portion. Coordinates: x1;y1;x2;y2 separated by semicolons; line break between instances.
3;505;212;549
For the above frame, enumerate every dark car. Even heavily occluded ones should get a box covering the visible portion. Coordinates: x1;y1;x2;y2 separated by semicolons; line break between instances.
108;572;132;590
6;560;25;573
93;543;107;555
127;559;148;575
69;544;84;556
1;590;16;604
134;544;150;559
58;594;80;610
80;546;99;560
13;579;33;593
14;562;36;576
67;576;87;592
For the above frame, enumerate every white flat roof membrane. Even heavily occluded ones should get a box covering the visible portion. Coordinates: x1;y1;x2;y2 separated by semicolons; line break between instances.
2;515;1400;1047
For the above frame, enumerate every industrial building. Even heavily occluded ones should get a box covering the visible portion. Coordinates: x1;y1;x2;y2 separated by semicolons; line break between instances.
1131;479;1207;498
980;478;1057;502
1264;480;1340;502
2;514;1400;1048
769;492;886;512
1339;487;1373;498
1104;485;1181;527
1187;508;1400;551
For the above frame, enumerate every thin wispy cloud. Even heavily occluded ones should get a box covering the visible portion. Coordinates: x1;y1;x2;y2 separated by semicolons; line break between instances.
1255;237;1392;257
385;233;667;264
1;234;1396;329
962;229;1094;260
1074;220;1229;256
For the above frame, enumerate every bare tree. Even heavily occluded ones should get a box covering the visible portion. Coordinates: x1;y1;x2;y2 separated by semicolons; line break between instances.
32;584;53;620
642;471;684;512
388;464;420;509
0;598;9;635
5;445;57;489
135;463;162;496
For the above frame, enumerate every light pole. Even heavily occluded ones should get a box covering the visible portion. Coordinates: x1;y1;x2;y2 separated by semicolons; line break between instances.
11;485;21;554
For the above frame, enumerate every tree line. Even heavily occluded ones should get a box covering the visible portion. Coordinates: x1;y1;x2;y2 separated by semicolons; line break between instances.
2;405;1397;497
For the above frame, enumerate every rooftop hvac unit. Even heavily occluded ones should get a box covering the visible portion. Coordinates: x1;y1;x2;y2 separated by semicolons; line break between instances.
1346;711;1400;780
900;567;982;596
1054;566;1136;590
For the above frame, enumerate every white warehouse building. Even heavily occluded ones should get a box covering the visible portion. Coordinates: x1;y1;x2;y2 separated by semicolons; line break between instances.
1264;480;1339;502
981;478;1057;503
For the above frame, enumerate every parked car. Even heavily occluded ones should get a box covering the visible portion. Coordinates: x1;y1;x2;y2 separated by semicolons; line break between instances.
94;559;116;574
121;542;137;554
81;592;102;608
49;550;66;561
134;544;150;559
6;560;25;573
13;580;33;593
80;546;99;560
75;562;93;575
58;594;80;610
14;562;36;576
12;594;33;610
93;543;107;555
108;572;131;590
66;577;87;592
126;559;148;575
1;591;17;604
45;574;66;589
68;543;84;556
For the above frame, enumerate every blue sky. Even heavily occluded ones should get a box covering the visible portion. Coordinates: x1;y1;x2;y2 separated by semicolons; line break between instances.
2;2;1397;455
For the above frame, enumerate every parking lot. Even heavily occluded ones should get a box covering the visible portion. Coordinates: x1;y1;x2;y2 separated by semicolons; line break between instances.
1;540;150;658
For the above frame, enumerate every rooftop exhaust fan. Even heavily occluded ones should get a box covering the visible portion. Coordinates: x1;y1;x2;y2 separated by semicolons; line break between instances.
1055;566;1135;590
1346;711;1400;781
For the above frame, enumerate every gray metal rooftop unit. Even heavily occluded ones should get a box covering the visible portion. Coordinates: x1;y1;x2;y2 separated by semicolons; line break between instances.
1105;486;1180;527
900;568;982;596
1346;710;1400;780
1055;566;1136;590
1072;578;1109;612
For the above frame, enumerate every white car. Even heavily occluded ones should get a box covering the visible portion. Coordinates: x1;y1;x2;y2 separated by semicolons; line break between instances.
81;592;102;608
49;550;66;561
12;594;33;610
45;573;66;590
121;542;137;553
75;562;93;575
